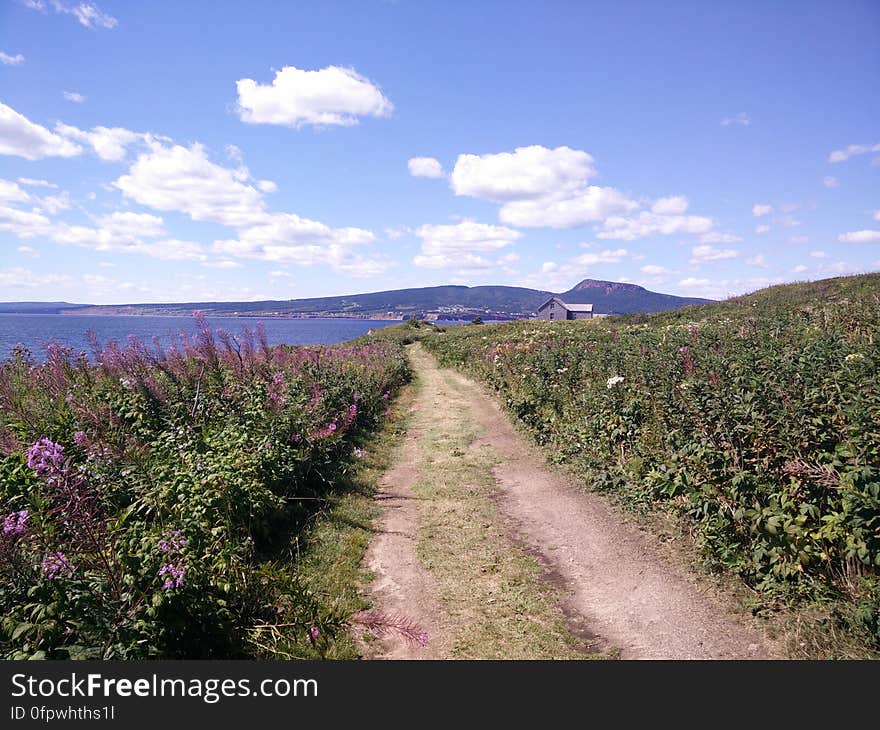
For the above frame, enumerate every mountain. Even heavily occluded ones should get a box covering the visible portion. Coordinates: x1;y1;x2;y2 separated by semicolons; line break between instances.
0;281;711;319
558;279;711;313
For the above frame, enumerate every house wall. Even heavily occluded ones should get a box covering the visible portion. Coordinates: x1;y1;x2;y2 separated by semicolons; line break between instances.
536;301;560;321
571;311;593;320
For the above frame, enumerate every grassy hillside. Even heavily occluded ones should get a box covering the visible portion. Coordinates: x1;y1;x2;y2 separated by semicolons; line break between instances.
418;274;880;656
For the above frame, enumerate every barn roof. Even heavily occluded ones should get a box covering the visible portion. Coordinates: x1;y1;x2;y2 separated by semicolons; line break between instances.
538;297;593;312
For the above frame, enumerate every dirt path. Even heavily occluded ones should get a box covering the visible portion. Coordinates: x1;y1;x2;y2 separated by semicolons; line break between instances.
363;344;770;659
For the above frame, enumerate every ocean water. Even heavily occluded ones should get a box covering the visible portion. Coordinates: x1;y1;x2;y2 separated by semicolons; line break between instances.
0;313;400;361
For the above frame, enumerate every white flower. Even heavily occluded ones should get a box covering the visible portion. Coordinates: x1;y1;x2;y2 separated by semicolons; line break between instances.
557;367;568;374
845;353;864;362
606;375;624;389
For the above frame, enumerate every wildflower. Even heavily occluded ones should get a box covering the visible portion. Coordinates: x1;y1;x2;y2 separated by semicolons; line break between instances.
158;562;186;589
73;431;87;446
845;353;864;362
41;552;73;579
679;346;688;354
353;447;365;458
416;631;429;647
26;438;65;476
158;530;186;553
606;376;624;389
2;510;28;537
306;625;320;644
382;391;391;401
556;368;568;374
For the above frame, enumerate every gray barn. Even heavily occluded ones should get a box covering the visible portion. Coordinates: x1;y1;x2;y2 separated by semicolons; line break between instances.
536;297;594;321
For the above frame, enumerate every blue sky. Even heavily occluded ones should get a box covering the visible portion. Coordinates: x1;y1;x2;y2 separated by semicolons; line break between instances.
0;0;878;304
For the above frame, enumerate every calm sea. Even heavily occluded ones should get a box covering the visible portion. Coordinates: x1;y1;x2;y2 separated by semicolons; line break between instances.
0;313;401;361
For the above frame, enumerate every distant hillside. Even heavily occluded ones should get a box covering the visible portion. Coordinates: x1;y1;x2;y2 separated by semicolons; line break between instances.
0;302;85;314
0;280;712;319
559;279;711;313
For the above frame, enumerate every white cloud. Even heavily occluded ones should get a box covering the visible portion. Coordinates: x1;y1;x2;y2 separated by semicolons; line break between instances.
678;277;713;287
256;179;277;193
62;91;86;103
781;217;802;228
838;230;880;243
414;220;520;257
17;177;58;189
451;145;596;201
792;264;808;274
651;196;689;215
0;179;31;203
408;157;445;178
17;245;39;257
45;1;118;29
809;251;828;258
721;112;750;127
600;211;714;241
202;260;242;269
699;231;742;244
501;186;636;228
0;51;25;65
96;211;166;239
746;254;767;267
0;102;82;159
572;248;629;266
752;204;773;217
788;235;809;244
236;65;393;128
38;191;71;214
755;224;770;234
115;142;267;227
0;266;71;288
828;142;880;163
0;204;53;238
55;123;145;161
780;202;801;213
823;176;840;189
641;264;671;276
690;245;739;263
873;210;880;222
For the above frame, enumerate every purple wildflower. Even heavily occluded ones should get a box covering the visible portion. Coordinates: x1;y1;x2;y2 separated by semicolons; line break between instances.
307;625;320;644
382;391;390;401
2;510;28;537
679;346;689;354
416;631;429;647
41;552;73;579
158;530;186;554
73;431;87;446
26;438;65;476
158;562;186;589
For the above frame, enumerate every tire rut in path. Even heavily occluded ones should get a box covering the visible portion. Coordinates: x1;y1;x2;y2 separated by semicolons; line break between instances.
365;345;771;659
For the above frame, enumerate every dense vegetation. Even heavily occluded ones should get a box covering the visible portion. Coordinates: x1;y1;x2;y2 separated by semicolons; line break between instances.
421;274;880;655
0;315;409;659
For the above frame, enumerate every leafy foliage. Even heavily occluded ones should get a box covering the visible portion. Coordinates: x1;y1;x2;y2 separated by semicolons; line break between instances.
0;315;409;659
422;274;880;652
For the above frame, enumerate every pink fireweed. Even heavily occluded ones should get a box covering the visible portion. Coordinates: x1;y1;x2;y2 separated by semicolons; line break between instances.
41;552;73;579
27;438;65;476
2;510;28;537
158;530;186;554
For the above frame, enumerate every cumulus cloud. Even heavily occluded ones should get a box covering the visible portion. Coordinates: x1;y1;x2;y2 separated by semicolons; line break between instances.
502;186;637;228
823;176;840;188
640;264;671;276
755;224;770;234
651;196;689;215
96;211;166;239
572;248;629;266
838;230;880;243
752;204;773;217
0;179;31;204
451;145;596;202
62;91;86;103
412;221;521;274
828;142;880;163
0;51;25;65
55;123;145;161
809;251;828;258
599;211;714;241
0;266;72;289
721;112;750;127
0;102;82;159
115;142;267;227
699;231;742;244
17;177;58;189
236;65;393;128
408;157;444;178
689;245;739;263
746;254;767;267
